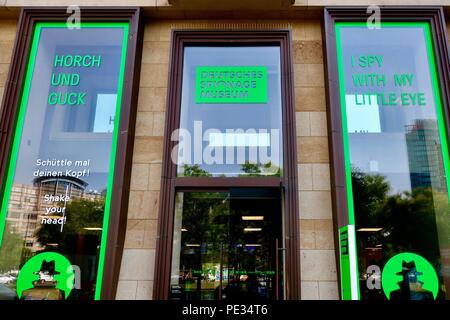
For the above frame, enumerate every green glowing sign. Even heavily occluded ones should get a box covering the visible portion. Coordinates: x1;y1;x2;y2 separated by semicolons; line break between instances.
196;66;268;104
381;252;439;300
16;252;75;299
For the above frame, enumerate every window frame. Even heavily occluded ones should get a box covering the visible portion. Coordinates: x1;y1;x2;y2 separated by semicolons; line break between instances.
0;7;144;300
323;6;450;300
153;30;300;300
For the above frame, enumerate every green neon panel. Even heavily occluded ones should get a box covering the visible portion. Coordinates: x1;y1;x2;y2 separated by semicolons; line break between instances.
195;66;268;104
0;22;129;300
335;21;450;300
338;225;359;300
339;226;352;300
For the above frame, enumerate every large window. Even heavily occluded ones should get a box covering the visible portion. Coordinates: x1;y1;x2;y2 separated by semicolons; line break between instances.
326;8;450;301
0;22;127;301
154;31;299;300
0;9;142;300
177;46;283;177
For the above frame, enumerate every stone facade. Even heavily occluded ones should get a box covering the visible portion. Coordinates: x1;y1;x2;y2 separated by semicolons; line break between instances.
1;8;450;301
1;1;450;8
293;20;338;300
0;19;16;114
113;19;340;300
115;22;170;299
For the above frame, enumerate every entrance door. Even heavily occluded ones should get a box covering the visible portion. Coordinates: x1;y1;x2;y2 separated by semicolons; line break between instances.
170;188;283;300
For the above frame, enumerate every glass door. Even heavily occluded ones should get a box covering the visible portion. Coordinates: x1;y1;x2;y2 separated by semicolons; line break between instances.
170;188;283;300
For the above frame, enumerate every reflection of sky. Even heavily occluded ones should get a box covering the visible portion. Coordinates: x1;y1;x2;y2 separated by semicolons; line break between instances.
346;94;381;133
93;94;117;133
179;47;283;176
340;27;440;194
341;27;436;129
13;27;124;191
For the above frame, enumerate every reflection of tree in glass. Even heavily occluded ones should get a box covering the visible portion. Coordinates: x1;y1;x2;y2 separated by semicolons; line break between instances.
182;163;281;177
352;167;446;298
179;191;278;299
35;198;105;253
180;193;228;298
380;188;441;265
0;222;32;273
182;165;212;177
240;161;280;177
352;167;390;227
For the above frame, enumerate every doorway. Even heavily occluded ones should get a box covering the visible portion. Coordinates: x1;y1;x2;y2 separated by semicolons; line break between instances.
154;30;299;300
169;188;283;300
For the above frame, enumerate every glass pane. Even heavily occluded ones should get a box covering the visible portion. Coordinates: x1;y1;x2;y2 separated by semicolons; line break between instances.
336;23;450;300
170;189;283;300
176;46;283;177
0;23;128;300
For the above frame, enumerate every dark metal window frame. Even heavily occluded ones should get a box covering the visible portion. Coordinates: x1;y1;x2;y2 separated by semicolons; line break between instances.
153;30;300;300
323;6;450;299
0;7;144;300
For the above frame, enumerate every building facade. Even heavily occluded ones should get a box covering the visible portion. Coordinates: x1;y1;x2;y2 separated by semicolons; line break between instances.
0;1;449;301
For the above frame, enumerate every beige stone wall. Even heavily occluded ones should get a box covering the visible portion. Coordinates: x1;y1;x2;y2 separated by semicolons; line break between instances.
115;23;170;300
447;22;450;46
0;9;449;303
2;1;450;8
0;15;339;301
116;19;339;300
294;21;339;300
0;19;17;113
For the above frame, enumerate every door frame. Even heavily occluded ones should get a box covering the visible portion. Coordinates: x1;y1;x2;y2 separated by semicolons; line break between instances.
153;30;300;300
171;187;284;300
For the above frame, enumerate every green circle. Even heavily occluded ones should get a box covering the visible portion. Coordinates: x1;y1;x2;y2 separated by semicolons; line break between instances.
16;252;75;299
381;252;439;300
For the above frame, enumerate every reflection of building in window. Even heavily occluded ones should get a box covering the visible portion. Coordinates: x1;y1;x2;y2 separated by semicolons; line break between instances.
8;183;40;252
7;176;104;252
406;119;447;192
35;176;88;201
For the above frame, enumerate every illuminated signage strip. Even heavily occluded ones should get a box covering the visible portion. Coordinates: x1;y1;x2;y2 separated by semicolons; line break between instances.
196;66;268;104
338;225;360;300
